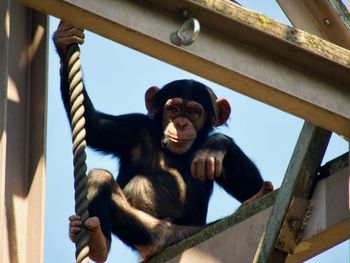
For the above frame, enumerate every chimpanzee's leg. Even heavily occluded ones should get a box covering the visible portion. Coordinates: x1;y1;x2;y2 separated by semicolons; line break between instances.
86;169;115;261
87;169;203;259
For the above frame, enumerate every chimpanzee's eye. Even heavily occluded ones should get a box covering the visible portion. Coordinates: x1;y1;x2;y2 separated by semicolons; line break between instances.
167;105;181;116
186;106;202;120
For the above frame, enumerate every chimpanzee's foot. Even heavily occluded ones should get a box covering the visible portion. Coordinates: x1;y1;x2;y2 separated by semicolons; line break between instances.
136;220;205;260
242;181;274;206
84;217;110;262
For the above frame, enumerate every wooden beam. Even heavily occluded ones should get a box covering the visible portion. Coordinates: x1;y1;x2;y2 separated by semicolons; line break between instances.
146;191;278;263
167;208;273;263
254;123;331;262
0;2;47;262
277;0;350;49
286;155;349;262
18;0;350;139
0;1;10;261
25;9;48;263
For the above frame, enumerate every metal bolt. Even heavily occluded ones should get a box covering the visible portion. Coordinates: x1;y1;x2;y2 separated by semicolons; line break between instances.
290;219;302;231
324;18;331;26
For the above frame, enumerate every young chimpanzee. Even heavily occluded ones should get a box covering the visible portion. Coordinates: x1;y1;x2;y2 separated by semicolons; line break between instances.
53;21;273;261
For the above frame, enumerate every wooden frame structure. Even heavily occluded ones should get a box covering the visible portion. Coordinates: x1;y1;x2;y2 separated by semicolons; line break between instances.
17;0;350;139
1;0;349;262
0;1;47;263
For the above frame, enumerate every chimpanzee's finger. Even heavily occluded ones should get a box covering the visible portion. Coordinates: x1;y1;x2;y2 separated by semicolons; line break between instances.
58;20;84;32
55;35;84;47
69;215;81;222
214;151;225;178
196;156;206;181
191;161;197;179
70;220;82;228
60;27;85;39
70;226;82;234
69;232;77;242
206;155;215;180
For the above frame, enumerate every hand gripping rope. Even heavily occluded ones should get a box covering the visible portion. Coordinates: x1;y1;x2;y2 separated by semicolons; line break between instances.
67;44;90;263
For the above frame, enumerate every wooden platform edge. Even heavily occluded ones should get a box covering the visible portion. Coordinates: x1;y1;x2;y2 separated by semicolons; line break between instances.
145;190;278;263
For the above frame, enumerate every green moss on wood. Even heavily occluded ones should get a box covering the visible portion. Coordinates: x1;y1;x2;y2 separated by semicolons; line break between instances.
192;0;350;67
329;0;350;32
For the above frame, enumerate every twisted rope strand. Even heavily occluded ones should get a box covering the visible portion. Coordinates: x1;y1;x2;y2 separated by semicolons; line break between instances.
67;44;90;263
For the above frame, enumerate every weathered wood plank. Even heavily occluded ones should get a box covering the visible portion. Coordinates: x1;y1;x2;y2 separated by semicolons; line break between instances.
145;191;278;263
0;3;47;263
0;1;10;261
277;0;350;49
167;208;273;263
186;0;350;66
286;153;349;262
17;0;350;139
254;123;331;263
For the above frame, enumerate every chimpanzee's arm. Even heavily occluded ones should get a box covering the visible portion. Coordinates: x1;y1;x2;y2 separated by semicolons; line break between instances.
196;133;264;202
59;63;150;157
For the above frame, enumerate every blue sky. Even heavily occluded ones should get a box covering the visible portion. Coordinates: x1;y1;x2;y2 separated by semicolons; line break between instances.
45;1;349;262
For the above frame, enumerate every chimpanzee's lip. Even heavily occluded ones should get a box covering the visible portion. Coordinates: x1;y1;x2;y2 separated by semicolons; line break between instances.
165;133;195;143
168;137;190;144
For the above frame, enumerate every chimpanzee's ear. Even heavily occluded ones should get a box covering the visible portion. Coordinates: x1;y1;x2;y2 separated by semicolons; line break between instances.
145;86;160;117
212;98;231;127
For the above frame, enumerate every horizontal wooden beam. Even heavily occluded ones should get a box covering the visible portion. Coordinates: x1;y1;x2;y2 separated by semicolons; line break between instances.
277;0;350;49
17;0;350;138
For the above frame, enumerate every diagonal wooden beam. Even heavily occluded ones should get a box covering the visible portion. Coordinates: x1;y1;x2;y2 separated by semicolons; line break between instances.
254;122;331;263
17;0;350;139
277;0;350;49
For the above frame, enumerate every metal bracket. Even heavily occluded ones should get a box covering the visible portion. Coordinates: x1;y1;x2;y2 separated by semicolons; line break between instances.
275;196;311;254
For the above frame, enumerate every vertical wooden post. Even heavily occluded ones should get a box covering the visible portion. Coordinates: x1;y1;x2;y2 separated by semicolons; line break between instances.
254;122;331;262
0;1;10;260
0;2;47;262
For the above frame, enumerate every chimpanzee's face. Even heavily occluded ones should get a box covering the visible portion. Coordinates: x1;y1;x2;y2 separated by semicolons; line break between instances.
162;98;206;154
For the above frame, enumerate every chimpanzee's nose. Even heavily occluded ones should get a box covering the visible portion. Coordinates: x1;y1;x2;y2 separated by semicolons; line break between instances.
175;117;188;130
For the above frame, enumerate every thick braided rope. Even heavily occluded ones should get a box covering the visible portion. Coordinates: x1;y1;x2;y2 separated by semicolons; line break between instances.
67;44;90;263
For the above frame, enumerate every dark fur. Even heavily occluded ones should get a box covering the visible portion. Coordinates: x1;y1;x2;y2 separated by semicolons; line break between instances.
59;66;263;249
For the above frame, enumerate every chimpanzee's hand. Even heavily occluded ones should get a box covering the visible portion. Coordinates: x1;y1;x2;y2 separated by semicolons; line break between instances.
52;20;85;60
68;214;82;243
191;149;226;181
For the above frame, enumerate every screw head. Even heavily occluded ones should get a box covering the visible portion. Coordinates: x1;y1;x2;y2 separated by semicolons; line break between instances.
290;219;302;231
324;18;331;25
